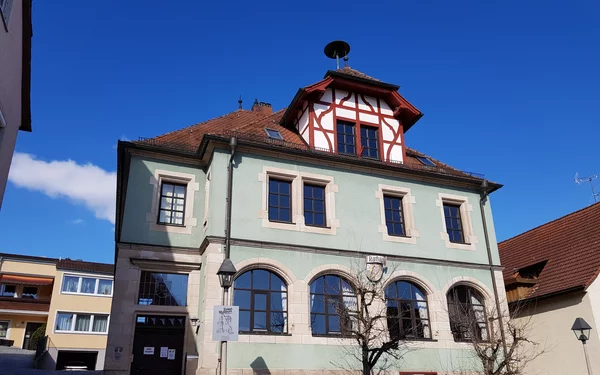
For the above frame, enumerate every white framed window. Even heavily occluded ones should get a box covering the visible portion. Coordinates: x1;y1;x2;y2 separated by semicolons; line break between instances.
376;184;419;244
0;320;9;338
258;166;340;235
54;312;109;334
0;284;16;297
61;275;113;297
146;169;200;235
436;193;478;251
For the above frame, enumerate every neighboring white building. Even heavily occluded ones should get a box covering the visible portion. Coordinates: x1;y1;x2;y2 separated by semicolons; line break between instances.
500;202;600;375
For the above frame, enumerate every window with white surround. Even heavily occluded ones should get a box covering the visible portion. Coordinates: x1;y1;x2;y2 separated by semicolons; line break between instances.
376;184;419;244
436;193;478;251
258;166;340;235
54;312;109;334
0;284;16;297
61;275;113;296
0;321;9;338
146;169;200;235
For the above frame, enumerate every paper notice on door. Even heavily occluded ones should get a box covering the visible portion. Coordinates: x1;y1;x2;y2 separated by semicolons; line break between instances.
160;347;168;358
143;347;154;355
167;349;176;360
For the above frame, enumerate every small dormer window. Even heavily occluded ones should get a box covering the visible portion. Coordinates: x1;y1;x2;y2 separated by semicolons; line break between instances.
265;128;283;140
416;156;435;166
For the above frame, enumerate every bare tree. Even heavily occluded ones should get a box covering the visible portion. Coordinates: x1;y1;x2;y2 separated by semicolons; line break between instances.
447;298;546;375
316;262;414;375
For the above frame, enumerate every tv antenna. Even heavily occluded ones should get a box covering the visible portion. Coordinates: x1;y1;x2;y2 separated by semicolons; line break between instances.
574;172;599;203
324;40;350;70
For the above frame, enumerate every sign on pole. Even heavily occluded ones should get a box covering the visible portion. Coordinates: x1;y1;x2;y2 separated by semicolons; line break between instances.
213;305;239;341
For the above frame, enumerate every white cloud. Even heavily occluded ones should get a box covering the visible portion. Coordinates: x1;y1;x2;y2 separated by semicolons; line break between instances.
70;218;85;225
9;153;117;224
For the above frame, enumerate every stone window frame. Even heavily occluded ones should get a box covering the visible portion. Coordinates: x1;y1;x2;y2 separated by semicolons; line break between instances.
146;169;200;235
376;184;419;244
436;193;478;251
258;166;340;235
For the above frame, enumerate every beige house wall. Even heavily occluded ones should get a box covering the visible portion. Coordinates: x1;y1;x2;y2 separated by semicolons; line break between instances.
1;260;56;277
0;312;48;348
513;289;600;375
104;243;201;375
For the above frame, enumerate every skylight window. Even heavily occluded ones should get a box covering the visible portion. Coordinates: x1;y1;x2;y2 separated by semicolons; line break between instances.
416;156;435;166
265;128;284;140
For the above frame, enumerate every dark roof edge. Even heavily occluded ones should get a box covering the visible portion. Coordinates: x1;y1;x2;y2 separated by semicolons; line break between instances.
279;88;305;126
19;0;32;132
499;202;600;246
0;252;58;264
508;285;586;306
325;70;400;90
198;135;502;193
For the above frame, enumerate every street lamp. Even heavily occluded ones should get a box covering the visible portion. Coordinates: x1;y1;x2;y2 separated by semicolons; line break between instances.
572;317;593;375
217;258;237;290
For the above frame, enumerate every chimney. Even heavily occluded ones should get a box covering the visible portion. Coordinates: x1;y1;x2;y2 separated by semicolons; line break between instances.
251;99;272;115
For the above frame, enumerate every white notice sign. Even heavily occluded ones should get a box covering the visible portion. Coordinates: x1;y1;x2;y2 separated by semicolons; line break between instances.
167;349;176;360
212;305;239;342
143;347;154;355
160;347;168;358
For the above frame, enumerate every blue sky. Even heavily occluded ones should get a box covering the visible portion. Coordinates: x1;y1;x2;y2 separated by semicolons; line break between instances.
2;0;599;264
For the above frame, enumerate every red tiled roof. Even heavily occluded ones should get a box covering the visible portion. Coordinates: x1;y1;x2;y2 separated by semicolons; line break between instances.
499;202;600;300
138;109;484;182
334;66;382;82
56;259;114;275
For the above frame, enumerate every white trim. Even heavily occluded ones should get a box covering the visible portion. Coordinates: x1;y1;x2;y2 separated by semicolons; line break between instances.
436;193;478;251
60;274;113;297
0;319;10;339
146;169;200;235
53;311;110;335
376;184;419;244
0;309;49;316
258;166;340;235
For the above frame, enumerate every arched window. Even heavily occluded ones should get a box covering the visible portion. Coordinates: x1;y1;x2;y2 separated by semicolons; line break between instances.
310;274;357;336
447;285;488;342
233;269;287;334
385;280;431;340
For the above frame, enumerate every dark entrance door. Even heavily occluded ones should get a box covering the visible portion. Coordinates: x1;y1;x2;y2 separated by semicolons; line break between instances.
131;315;186;375
22;322;44;350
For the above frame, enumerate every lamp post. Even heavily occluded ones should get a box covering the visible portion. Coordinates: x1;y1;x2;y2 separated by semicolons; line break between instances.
572;317;593;375
217;259;237;375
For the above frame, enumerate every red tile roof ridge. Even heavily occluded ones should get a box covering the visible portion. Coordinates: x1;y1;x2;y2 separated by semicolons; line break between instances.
499;202;600;246
228;108;288;133
150;109;257;141
336;66;381;82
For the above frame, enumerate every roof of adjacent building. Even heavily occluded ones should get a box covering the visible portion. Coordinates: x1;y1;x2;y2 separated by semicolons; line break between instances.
56;259;114;275
499;202;600;300
0;252;58;263
140;68;490;184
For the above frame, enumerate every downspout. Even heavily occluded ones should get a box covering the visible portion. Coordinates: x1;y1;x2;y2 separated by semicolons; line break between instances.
479;179;509;364
218;136;237;375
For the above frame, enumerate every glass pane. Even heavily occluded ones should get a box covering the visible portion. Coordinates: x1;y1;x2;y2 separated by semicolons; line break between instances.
174;185;185;198
396;281;412;300
62;276;79;293
0;322;8;338
402;318;414;337
254;293;267;310
239;311;250;332
98;280;113;295
56;313;73;331
81;278;96;294
386;222;394;235
304;199;313;211
420;320;431;339
22;286;38;299
327;299;338;313
234;290;251;309
279;181;290;195
394;223;403;235
253;312;267;330
315;214;325;226
253;270;269;290
304;185;312;198
75;314;91;331
271;292;287;311
269;193;278;207
325;275;340;295
314;200;324;213
270;312;286;333
270;273;286;291
400;302;412;318
280;195;290;208
92;315;109;332
311;314;326;335
161;183;173;196
413;287;426;301
415;302;428;319
269;179;278;193
173;199;185;211
138;272;188;306
160;197;172;209
235;272;251;288
305;213;314;225
314;187;324;200
268;207;278;221
310;277;323;294
311;295;325;313
385;284;397;299
328;316;340;333
279;209;290;222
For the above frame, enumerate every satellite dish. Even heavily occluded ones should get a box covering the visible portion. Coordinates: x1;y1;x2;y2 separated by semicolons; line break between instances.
324;40;350;69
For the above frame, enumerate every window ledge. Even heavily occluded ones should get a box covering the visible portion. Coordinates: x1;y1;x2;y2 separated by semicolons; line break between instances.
240;332;291;336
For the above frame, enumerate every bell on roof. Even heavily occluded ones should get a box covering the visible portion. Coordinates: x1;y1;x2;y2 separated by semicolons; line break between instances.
324;41;350;69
